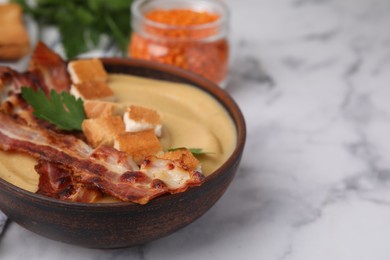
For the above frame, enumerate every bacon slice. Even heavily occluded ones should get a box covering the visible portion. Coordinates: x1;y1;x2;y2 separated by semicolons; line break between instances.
0;69;37;126
35;160;102;202
0;112;204;204
0;67;39;100
28;41;71;94
140;156;204;193
1;41;71;96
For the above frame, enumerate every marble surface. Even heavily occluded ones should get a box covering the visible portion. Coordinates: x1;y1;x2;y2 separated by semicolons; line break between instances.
1;0;390;259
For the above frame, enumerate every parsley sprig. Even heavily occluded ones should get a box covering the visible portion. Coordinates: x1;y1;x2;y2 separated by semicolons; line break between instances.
13;0;133;59
21;87;86;131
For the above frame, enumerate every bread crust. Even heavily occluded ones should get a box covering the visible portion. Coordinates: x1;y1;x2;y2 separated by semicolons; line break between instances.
68;59;108;83
0;3;30;60
114;130;162;164
71;81;115;101
83;100;124;119
82;116;125;148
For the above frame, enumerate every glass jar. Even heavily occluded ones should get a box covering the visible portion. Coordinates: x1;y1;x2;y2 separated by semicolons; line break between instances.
129;0;230;86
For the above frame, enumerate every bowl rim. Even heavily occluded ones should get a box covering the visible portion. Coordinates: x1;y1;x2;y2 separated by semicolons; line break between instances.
0;57;246;210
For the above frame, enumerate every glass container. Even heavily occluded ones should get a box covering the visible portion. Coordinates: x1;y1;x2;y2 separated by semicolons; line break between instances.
129;0;230;86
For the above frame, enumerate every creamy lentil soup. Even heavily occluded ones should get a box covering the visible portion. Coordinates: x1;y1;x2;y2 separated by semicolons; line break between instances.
0;74;236;197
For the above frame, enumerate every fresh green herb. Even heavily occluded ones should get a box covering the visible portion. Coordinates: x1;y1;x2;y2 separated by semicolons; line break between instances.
167;147;214;156
21;87;86;131
13;0;133;59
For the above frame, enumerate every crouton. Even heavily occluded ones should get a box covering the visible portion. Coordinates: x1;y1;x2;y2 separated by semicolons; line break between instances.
82;116;125;148
123;105;162;137
114;129;162;164
0;4;30;60
83;100;124;119
70;81;115;101
67;58;108;83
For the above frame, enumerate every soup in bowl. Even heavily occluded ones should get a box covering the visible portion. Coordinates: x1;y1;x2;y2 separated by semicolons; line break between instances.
0;58;246;248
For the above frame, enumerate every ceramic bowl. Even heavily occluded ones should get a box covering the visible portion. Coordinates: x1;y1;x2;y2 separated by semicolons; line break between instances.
0;58;246;248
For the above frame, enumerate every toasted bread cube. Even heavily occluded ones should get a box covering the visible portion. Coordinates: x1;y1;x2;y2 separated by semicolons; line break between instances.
161;149;200;172
123;105;162;137
114;130;162;164
70;81;115;101
82;116;125;148
68;58;107;83
83;100;124;119
0;4;30;60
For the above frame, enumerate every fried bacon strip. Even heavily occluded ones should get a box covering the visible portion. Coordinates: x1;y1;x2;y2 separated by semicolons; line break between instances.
28;41;71;94
35;160;102;203
0;113;203;204
140;155;205;194
0;69;37;126
1;42;71;125
1;41;71;97
0;67;39;97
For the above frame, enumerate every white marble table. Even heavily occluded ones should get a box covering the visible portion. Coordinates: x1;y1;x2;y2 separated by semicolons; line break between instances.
1;0;390;259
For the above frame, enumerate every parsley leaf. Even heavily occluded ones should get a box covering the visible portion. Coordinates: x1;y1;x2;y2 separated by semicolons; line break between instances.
167;147;214;156
13;0;133;59
21;87;86;131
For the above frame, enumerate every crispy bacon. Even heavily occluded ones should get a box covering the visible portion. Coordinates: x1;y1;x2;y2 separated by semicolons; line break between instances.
0;67;39;103
35;160;102;202
0;112;174;204
35;161;74;198
1;42;71;96
0;60;79;132
140;156;204;194
28;41;71;94
0;66;42;129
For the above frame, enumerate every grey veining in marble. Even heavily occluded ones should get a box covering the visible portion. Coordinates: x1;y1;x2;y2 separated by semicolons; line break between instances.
1;0;390;259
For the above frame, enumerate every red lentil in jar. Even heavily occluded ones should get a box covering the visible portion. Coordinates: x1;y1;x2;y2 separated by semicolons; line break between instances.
129;0;230;86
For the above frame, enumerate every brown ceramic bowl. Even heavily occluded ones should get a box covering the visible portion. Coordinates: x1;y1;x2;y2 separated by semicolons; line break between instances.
0;58;246;248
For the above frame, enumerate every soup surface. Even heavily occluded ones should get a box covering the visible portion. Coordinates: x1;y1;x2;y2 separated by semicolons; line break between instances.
0;74;236;194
